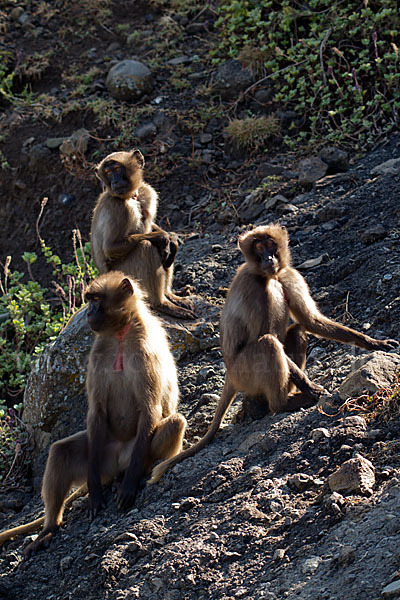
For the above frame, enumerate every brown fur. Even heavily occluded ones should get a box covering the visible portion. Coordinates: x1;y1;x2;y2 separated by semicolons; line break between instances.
91;149;195;319
150;223;398;483
17;272;186;557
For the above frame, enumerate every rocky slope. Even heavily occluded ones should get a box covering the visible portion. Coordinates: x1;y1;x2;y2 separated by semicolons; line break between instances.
1;137;400;600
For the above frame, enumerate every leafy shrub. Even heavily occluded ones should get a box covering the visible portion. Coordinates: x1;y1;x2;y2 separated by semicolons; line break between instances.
0;403;28;484
0;49;35;106
0;229;97;407
0;228;98;484
213;0;400;149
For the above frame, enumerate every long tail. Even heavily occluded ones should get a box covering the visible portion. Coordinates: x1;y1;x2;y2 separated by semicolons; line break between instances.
149;377;236;484
0;484;87;547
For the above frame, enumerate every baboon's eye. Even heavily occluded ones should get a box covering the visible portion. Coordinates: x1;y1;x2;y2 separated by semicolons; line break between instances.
255;242;264;253
85;293;101;302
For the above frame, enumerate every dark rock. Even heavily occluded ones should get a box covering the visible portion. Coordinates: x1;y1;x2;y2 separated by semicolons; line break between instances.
278;110;303;130
318;146;350;173
360;224;387;244
282;170;298;179
14;180;27;191
18;13;30;26
186;22;207;34
339;352;400;400
258;163;285;177
59;129;90;157
106;60;153;101
298;156;328;187
152;112;167;129
371;158;400;175
275;203;297;215
212;59;255;100
167;56;191;66
188;71;207;81
337;545;356;566
315;204;346;223
10;7;24;20
59;193;75;206
45;137;65;149
288;473;315;491
135;122;157;140
200;133;213;144
106;42;121;53
328;455;375;496
28;144;52;171
321;220;338;231
172;142;192;155
254;88;273;104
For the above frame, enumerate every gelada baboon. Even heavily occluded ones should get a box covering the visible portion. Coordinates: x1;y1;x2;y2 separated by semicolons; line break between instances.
91;149;195;319
150;223;398;483
0;272;186;555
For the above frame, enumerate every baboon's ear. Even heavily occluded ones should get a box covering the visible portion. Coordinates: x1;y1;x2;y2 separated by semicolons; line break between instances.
131;149;145;168
119;278;134;297
95;163;107;185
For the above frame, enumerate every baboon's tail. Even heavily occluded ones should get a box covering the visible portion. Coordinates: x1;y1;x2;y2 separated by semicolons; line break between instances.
0;485;87;546
149;377;236;484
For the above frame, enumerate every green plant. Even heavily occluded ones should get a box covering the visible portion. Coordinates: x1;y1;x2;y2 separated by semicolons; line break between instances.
225;115;281;151
116;23;130;35
70;0;112;30
65;66;102;98
213;0;400;149
0;219;97;408
0;49;15;101
0;402;28;484
127;31;141;46
0;199;98;486
0;150;10;170
0;49;35;107
149;0;203;17
85;98;155;147
15;50;54;81
170;74;191;91
238;45;269;76
244;175;283;199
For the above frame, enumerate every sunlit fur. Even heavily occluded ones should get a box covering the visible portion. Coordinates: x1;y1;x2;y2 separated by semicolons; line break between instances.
85;271;145;335
238;224;291;276
96;150;144;199
92;150;157;275
91;150;195;319
150;222;397;484
19;272;186;557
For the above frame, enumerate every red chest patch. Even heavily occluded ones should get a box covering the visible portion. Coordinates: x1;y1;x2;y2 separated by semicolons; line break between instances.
113;322;133;372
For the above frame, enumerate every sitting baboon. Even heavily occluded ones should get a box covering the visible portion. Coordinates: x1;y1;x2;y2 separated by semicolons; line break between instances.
149;223;398;483
91;149;195;319
0;272;186;555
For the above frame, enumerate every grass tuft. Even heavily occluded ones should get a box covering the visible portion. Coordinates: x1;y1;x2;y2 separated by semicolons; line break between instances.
225;115;281;152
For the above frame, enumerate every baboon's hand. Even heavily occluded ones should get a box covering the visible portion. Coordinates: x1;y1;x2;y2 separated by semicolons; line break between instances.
88;489;104;520
368;338;398;351
150;231;171;266
23;529;56;559
116;478;138;510
309;382;329;401
163;237;178;269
